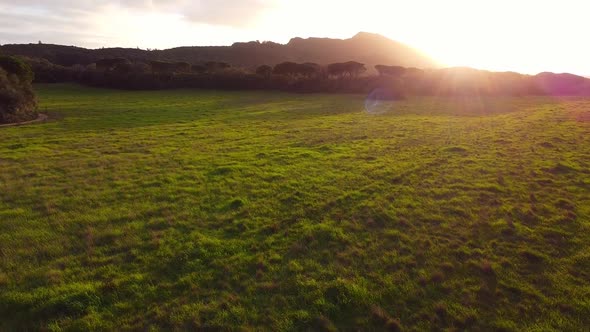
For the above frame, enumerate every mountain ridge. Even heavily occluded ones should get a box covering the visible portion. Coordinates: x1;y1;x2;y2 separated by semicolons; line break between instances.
0;32;438;70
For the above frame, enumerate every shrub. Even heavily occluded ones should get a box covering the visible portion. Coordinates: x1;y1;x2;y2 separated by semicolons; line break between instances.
0;56;38;124
0;55;34;82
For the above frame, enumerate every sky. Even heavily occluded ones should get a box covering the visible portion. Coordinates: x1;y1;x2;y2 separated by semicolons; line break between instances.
1;0;589;76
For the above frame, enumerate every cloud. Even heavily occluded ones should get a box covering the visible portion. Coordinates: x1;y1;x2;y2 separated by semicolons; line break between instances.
0;0;275;27
0;1;103;46
0;0;275;46
180;0;275;26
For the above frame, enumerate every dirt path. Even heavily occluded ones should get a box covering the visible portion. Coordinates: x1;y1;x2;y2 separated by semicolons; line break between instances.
0;113;48;128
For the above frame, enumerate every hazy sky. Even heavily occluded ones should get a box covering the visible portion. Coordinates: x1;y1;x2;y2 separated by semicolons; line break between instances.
1;0;589;75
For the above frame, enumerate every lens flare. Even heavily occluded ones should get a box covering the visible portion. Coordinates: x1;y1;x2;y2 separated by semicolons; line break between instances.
364;88;397;114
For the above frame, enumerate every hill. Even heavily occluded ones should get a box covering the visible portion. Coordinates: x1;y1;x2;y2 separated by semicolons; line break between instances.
532;72;590;95
0;32;437;70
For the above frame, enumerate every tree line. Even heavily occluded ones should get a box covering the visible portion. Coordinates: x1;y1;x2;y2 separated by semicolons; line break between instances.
16;56;590;96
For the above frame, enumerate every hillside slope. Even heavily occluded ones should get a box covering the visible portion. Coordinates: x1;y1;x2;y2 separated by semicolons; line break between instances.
0;32;437;69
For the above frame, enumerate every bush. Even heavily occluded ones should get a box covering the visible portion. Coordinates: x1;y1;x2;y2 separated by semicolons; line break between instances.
0;56;38;124
0;55;34;82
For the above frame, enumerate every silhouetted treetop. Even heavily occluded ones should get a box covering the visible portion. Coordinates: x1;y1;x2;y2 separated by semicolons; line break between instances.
328;62;366;78
375;65;406;76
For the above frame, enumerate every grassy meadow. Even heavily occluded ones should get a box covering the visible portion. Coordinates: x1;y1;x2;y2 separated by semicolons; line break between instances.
1;84;589;331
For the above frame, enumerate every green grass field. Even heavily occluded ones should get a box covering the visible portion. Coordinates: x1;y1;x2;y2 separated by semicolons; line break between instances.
1;84;589;331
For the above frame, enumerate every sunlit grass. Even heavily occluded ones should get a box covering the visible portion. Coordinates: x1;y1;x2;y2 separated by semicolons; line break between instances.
1;84;589;330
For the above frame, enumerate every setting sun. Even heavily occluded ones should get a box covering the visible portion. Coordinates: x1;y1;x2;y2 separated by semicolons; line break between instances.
1;0;589;74
259;0;590;75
